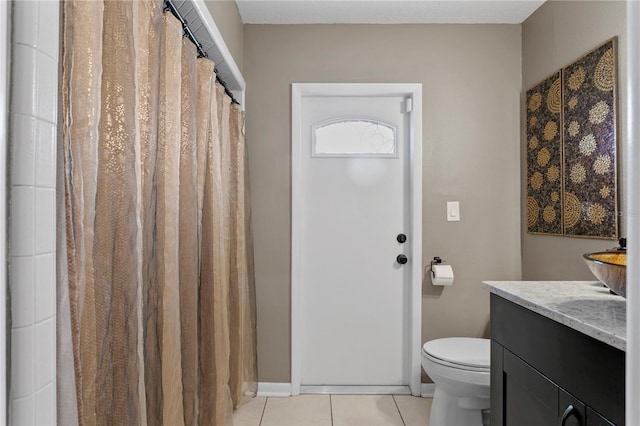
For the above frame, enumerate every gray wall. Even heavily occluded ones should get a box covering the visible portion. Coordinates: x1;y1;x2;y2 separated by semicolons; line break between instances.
204;0;244;72
244;24;523;383
521;1;627;280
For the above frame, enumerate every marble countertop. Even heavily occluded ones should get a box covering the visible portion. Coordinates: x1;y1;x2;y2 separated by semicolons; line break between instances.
482;281;626;351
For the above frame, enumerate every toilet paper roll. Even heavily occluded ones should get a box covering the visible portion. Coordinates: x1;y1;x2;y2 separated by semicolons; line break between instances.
431;264;454;286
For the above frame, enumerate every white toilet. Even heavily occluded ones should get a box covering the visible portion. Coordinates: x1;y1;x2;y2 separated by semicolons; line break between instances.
421;337;491;426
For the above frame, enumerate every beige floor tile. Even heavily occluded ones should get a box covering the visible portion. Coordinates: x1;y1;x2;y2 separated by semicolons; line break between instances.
394;395;432;426
232;396;267;426
261;395;332;426
331;395;403;426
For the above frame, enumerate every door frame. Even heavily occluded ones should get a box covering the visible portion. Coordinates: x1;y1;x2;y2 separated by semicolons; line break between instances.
0;1;9;421
291;83;423;396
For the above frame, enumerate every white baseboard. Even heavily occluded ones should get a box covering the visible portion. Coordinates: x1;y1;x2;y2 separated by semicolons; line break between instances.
301;385;411;395
421;383;435;398
257;382;292;397
258;382;434;398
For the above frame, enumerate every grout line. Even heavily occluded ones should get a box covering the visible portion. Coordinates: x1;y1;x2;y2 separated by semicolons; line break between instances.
8;111;58;127
392;395;406;426
258;396;268;426
33;378;55;394
329;394;333;426
10;184;58;190
13;42;59;62
33;315;56;327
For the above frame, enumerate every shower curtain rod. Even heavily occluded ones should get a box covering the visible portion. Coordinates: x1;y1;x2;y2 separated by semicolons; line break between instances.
164;0;241;105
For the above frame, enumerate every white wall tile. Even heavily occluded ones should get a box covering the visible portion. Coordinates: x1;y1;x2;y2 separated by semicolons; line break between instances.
10;186;35;257
11;395;34;426
34;188;55;255
34;254;54;323
35;120;55;188
10;2;59;423
10;327;33;399
12;1;39;49
34;319;54;390
10;44;38;117
10;256;34;328
34;383;55;426
37;1;59;60
10;114;36;186
36;53;57;123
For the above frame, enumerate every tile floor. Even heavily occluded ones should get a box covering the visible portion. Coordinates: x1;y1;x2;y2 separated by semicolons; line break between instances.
233;395;432;426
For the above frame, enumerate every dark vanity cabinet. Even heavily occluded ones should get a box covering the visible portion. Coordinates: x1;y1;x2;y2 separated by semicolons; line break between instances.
490;294;624;426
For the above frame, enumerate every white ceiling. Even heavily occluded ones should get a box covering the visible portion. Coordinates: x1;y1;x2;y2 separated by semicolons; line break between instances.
235;0;546;24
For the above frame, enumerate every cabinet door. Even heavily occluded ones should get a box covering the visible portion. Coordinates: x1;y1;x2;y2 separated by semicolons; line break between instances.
559;389;586;426
503;350;558;426
586;407;615;426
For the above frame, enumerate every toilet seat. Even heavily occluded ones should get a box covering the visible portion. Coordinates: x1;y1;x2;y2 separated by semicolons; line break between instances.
422;338;490;372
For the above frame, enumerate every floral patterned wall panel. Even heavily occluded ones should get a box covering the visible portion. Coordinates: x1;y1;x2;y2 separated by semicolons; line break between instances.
526;71;563;235
562;38;619;239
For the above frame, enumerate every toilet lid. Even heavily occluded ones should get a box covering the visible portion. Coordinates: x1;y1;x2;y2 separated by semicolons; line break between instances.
422;338;490;369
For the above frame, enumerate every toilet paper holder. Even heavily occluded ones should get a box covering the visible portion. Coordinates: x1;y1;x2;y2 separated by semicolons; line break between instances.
430;256;443;275
429;256;454;286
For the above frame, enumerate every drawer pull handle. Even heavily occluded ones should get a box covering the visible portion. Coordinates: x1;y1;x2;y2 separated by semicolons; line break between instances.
560;404;575;426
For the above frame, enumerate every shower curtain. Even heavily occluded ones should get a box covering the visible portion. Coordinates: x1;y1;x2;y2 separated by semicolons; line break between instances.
57;1;257;424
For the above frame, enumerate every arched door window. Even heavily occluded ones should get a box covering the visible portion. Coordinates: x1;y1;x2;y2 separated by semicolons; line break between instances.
312;118;397;157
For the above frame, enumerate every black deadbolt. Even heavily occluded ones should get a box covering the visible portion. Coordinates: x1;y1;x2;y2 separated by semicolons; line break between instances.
397;233;407;243
397;254;408;264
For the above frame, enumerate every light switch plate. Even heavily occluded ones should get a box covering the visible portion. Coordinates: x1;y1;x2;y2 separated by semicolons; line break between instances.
447;201;460;221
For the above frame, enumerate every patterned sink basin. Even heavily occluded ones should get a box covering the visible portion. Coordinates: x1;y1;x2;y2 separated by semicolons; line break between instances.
583;252;627;297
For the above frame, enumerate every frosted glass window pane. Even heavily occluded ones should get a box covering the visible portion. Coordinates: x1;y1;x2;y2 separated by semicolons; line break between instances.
314;120;396;155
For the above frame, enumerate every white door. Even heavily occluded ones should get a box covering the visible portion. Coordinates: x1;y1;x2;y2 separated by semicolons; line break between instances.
294;86;418;390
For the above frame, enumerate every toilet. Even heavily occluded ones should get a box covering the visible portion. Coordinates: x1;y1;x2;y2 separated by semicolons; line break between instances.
422;337;491;426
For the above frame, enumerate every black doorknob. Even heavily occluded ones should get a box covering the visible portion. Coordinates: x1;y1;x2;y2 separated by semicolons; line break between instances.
397;254;408;264
397;234;407;243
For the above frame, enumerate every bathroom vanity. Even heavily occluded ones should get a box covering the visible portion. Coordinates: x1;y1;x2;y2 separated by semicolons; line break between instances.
483;281;625;426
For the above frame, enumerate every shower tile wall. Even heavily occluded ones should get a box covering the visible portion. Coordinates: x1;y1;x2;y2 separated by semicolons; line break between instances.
9;1;59;424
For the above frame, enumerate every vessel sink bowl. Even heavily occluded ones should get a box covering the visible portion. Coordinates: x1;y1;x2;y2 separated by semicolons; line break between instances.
583;252;627;297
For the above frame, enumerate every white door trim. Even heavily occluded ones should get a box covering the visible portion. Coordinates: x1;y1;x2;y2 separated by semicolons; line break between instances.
291;83;423;396
0;1;9;422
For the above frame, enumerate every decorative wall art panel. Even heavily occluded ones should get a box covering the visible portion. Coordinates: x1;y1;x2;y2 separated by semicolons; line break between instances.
562;38;618;239
526;71;563;235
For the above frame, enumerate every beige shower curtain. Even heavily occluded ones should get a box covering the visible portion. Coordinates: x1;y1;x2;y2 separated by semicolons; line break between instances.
57;1;257;424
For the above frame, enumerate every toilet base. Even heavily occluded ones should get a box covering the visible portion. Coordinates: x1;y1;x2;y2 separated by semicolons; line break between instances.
430;387;486;426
